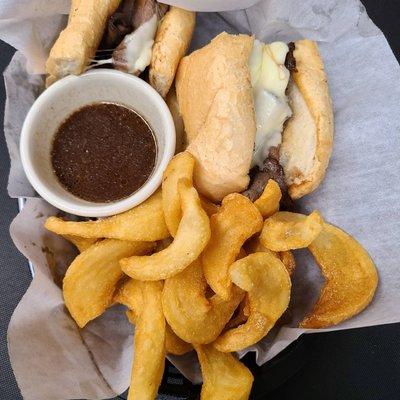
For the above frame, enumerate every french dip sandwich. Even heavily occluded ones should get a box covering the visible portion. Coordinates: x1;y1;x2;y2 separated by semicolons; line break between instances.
46;0;195;97
176;33;334;202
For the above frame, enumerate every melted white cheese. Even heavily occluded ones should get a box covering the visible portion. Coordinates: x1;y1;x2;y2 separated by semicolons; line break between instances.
121;14;158;74
249;40;292;168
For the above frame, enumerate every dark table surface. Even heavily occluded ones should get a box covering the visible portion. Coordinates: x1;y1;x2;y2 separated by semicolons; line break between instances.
1;1;400;399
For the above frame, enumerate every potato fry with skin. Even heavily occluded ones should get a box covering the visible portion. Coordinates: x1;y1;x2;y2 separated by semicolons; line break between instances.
213;252;291;352
121;179;210;281
254;179;282;218
126;310;137;325
115;279;191;355
162;260;244;344
127;281;166;400
225;296;250;330
62;235;97;252
245;237;296;275
154;237;174;252
244;236;277;255
300;223;378;329
162;152;195;236
195;344;254;400
279;251;296;276
165;325;193;355
260;211;324;252
200;197;220;217
63;240;154;328
225;249;249;330
237;248;247;260
245;237;295;275
45;190;169;242
114;278;144;321
202;194;263;299
129;312;192;356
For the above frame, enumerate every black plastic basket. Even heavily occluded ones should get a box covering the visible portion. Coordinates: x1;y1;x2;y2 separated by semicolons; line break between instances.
116;335;310;400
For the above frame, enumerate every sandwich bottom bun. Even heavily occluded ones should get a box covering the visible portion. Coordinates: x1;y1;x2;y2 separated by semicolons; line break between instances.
176;33;256;202
150;7;196;98
279;40;334;200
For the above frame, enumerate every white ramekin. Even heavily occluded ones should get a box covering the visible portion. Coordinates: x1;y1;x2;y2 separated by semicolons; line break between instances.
20;69;176;217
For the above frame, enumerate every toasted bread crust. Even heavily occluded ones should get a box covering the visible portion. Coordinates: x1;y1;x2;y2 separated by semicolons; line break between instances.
150;7;196;98
176;32;256;202
281;39;334;199
46;0;121;84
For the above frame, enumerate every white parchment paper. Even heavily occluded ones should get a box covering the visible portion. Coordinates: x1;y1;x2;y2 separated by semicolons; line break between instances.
161;0;260;11
2;0;400;399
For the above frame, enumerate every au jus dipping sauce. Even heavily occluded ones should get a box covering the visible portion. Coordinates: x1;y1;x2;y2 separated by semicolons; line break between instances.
51;103;157;203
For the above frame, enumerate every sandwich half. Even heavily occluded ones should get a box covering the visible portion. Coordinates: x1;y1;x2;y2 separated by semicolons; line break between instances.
46;0;195;95
175;32;334;202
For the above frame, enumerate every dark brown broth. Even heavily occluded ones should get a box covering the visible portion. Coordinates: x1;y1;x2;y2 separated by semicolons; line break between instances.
51;103;156;203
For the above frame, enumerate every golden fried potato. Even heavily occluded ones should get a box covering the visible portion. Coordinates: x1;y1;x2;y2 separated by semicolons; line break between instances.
244;236;277;255
162;152;195;236
165;325;193;355
121;179;210;281
200;196;220;217
162;260;244;344
63;240;154;328
127;281;165;400
45;190;169;242
213;252;291;352
254;179;282;218
195;344;253;400
225;296;250;330
115;279;191;355
237;248;247;260
279;251;296;276
126;311;137;325
245;237;295;276
300;223;378;329
202;194;263;299
114;278;143;322
62;234;97;252
260;211;323;251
